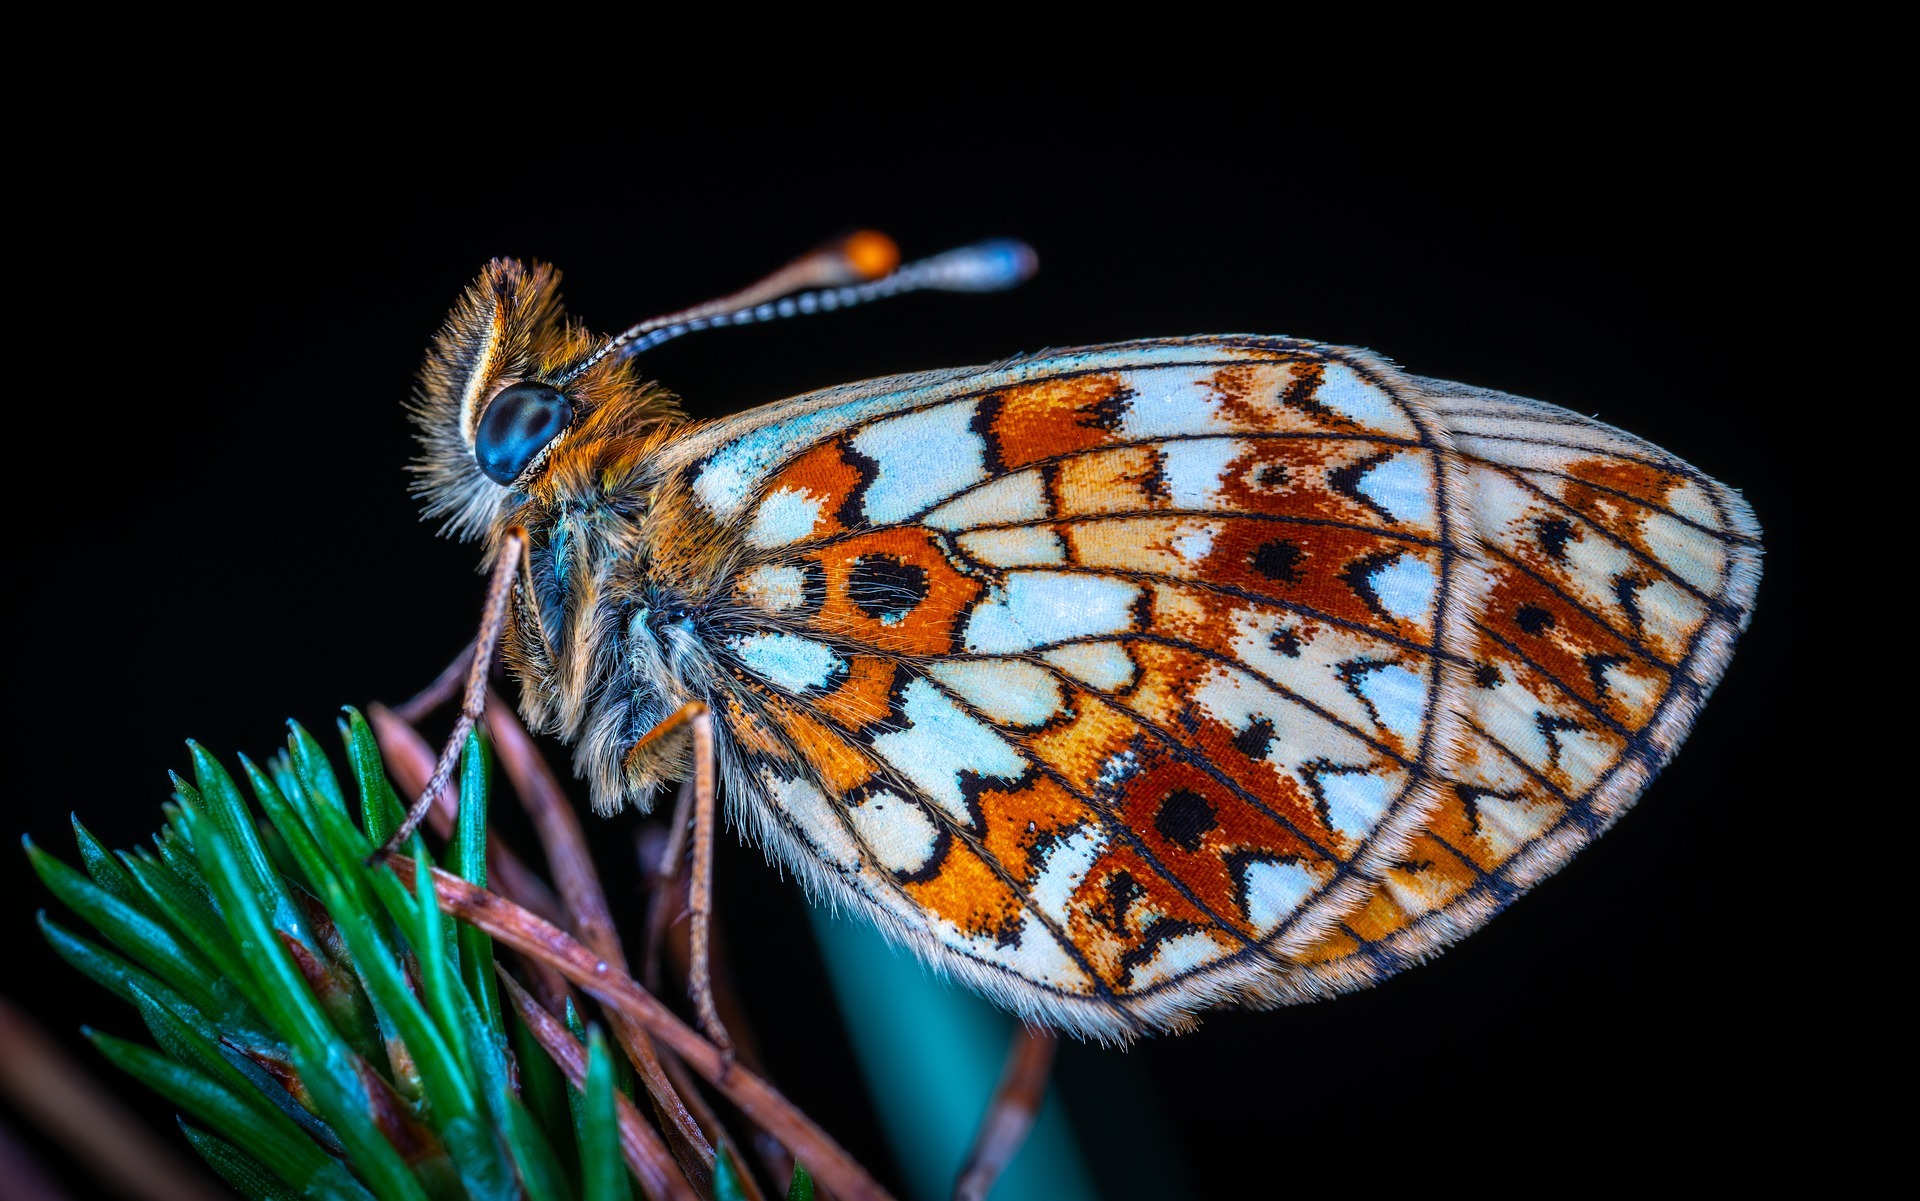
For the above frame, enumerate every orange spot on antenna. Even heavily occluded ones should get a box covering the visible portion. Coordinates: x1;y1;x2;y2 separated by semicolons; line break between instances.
842;230;901;280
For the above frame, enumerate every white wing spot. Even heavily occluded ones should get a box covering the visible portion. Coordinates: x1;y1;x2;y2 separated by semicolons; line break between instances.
923;469;1048;530
849;400;988;523
1157;438;1242;509
1353;452;1436;527
738;563;808;613
762;772;860;869
1313;363;1415;436
1027;824;1107;925
729;632;846;694
962;572;1141;654
846;790;941;876
956;526;1067;567
1041;642;1138;692
1239;858;1325;934
929;659;1065;728
747;487;827;549
869;679;1027;827
1368;553;1437;624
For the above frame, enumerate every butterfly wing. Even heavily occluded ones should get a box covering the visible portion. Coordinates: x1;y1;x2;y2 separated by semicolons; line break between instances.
644;338;1758;1039
1280;378;1762;996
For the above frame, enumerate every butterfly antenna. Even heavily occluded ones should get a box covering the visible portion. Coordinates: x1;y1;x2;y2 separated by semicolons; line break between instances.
562;232;1037;382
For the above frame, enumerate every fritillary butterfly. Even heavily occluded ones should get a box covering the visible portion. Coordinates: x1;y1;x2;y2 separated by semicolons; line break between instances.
403;234;1760;1041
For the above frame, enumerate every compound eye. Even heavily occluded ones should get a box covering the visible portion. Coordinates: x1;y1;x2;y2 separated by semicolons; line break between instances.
475;382;573;485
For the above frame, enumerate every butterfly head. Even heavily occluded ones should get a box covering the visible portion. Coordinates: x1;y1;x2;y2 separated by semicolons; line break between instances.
409;258;683;542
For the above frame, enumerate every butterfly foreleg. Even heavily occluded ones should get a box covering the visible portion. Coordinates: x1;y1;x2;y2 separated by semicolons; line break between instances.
625;699;734;1061
381;528;528;856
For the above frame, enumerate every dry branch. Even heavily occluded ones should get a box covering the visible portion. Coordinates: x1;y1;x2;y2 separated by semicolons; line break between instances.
388;858;895;1201
497;972;700;1201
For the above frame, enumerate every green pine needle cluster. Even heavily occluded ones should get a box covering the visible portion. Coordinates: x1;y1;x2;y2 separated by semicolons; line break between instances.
25;708;806;1201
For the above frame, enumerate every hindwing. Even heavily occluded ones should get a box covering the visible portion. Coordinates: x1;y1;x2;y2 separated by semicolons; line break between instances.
1281;378;1761;998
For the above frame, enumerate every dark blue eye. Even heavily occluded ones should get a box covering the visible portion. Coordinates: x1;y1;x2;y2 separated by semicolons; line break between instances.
475;382;573;485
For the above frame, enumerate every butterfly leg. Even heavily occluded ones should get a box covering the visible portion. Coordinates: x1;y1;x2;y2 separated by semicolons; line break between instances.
625;700;735;1061
381;528;526;856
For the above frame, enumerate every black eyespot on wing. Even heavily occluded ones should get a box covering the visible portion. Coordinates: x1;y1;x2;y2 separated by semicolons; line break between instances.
476;382;572;485
848;554;929;623
1514;604;1555;636
1153;789;1217;852
1250;540;1305;583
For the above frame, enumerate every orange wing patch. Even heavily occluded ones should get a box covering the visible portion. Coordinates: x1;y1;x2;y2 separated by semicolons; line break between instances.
803;527;986;655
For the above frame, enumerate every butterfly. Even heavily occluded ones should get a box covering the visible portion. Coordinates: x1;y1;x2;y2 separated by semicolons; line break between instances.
399;233;1761;1043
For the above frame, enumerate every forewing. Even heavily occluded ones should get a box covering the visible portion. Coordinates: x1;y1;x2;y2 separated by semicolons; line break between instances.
664;338;1485;1038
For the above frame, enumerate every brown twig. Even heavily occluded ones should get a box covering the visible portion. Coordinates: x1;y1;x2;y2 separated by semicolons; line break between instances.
483;693;718;1191
639;827;777;1201
497;972;700;1201
370;703;579;1013
367;703;564;927
657;1050;772;1201
0;996;227;1201
390;858;896;1201
951;1028;1058;1201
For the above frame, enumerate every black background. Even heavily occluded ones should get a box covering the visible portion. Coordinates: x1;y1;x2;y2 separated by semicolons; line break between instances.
8;70;1831;1198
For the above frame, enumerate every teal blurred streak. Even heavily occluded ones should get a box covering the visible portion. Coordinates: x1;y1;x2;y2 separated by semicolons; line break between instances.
807;908;1099;1201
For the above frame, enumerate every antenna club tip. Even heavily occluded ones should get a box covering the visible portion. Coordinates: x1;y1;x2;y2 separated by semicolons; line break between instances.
979;238;1039;286
842;230;901;281
927;238;1039;291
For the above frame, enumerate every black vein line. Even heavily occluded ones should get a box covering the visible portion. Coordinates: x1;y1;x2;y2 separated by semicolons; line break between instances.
912;430;1426;515
1008;564;1448;662
777;504;1451;563
1315;363;1490;953
1313;580;1753;970
1019;747;1290;968
739;753;1116;1003
1410;385;1460;775
1331;814;1506;955
1007;650;1345;864
1501;462;1758;546
1462;719;1584;810
1488;464;1728;608
780;558;1461;669
719;666;1132;1014
687;346;1380;504
951;508;1450;549
1409;825;1502;889
1433;403;1599;429
768;534;1461;668
1480;540;1680;677
785;714;1134;1021
1470;620;1637;742
976;643;1465;985
1099;632;1419;769
994;590;1453;952
1460;435;1761;550
903;664;1294;975
1451;428;1685;473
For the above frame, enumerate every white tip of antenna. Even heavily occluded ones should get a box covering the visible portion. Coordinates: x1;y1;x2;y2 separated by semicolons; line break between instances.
920;239;1039;292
